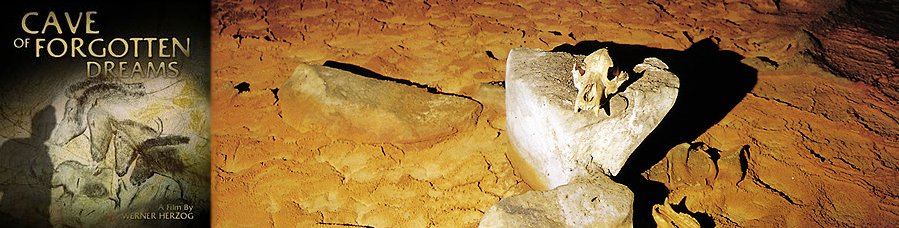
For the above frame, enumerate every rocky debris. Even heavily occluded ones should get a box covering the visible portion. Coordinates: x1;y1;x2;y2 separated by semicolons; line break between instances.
279;64;481;144
644;143;722;190
479;175;633;228
647;143;764;223
505;48;678;189
645;140;899;226
652;198;701;228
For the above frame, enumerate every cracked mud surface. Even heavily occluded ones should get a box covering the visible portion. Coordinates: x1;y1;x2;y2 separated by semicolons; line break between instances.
211;0;898;226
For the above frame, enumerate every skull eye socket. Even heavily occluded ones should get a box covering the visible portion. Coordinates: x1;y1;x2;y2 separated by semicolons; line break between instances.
583;85;594;102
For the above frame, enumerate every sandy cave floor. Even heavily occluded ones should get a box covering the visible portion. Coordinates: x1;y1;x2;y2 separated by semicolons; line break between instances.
210;0;898;227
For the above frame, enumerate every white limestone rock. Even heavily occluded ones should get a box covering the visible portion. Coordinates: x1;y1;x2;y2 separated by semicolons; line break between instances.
505;48;679;190
280;64;481;144
478;175;634;228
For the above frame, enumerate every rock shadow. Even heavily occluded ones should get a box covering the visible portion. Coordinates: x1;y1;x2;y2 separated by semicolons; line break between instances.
323;61;440;93
0;106;56;227
553;39;757;227
322;60;476;100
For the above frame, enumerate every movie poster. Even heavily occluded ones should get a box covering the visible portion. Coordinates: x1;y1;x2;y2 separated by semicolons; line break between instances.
0;1;209;227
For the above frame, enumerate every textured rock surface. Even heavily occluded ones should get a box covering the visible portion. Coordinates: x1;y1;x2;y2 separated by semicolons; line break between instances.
280;64;481;144
213;65;527;226
506;48;678;189
479;175;633;228
808;0;899;101
646;140;899;226
211;0;898;226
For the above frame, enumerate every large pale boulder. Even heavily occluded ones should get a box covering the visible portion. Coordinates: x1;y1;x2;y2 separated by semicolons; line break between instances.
280;64;481;144
505;48;679;190
478;175;634;228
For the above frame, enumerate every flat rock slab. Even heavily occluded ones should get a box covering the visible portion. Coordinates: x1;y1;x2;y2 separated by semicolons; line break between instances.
280;64;481;144
505;48;679;190
479;175;634;228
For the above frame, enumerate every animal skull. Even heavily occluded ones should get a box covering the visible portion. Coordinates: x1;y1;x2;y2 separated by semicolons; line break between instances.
571;48;629;116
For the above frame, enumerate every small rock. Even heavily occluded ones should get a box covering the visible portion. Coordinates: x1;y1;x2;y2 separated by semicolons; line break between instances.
653;197;701;228
280;64;481;144
479;175;634;228
505;48;679;189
